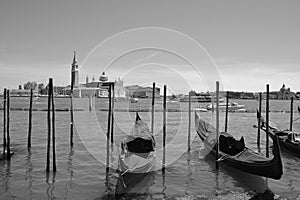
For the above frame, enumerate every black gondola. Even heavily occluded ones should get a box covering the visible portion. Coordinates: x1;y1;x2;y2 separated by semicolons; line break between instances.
257;110;300;155
195;112;283;180
114;113;156;198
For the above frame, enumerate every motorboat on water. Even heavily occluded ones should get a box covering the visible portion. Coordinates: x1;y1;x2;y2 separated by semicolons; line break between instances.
130;98;139;103
206;102;245;111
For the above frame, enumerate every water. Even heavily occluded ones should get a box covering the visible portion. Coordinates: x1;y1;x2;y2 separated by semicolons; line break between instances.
0;97;300;199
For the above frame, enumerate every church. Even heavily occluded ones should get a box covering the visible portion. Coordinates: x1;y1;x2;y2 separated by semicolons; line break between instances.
65;52;126;98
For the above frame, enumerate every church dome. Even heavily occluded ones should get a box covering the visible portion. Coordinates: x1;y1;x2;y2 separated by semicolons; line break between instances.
99;72;108;82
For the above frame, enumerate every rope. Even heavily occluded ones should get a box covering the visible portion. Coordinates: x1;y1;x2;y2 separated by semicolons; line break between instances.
217;154;230;162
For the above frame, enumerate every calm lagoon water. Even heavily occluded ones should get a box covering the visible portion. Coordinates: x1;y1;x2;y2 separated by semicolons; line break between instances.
0;97;300;199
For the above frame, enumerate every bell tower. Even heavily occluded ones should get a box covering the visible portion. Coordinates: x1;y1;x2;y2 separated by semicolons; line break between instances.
71;51;79;87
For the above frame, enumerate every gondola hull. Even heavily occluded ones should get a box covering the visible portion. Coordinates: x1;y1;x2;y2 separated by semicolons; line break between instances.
195;112;283;180
267;129;300;155
204;142;282;179
257;110;300;155
119;152;156;173
115;171;155;198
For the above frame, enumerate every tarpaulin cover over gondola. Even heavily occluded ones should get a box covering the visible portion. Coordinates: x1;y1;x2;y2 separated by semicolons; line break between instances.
118;113;156;174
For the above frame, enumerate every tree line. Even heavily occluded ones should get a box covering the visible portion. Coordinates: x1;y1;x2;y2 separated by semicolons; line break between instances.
19;82;49;95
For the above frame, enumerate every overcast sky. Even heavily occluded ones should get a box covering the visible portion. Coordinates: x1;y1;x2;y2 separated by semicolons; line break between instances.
0;0;299;93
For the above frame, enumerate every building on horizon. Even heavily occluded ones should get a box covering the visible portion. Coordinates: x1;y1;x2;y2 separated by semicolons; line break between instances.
124;85;160;98
64;52;126;98
258;84;296;100
9;89;39;97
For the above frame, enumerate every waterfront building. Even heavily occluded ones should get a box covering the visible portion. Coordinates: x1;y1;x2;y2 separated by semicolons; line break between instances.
124;85;160;98
64;52;126;98
277;84;295;100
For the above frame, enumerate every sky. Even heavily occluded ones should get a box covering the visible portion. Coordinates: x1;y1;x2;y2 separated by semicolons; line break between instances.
0;0;299;94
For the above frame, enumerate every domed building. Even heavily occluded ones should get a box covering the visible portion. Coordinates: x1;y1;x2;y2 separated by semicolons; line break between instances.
64;52;126;98
277;84;295;100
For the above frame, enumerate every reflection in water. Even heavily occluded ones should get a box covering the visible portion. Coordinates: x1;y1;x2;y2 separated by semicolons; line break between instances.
288;180;294;191
119;171;156;199
1;99;299;199
283;155;300;194
102;171;156;199
161;172;166;199
184;152;194;195
204;155;268;193
1;159;12;194
25;149;33;198
64;148;74;198
46;172;56;200
215;169;220;192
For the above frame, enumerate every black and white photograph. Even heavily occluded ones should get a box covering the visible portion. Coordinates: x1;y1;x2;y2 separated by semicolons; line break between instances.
0;1;300;199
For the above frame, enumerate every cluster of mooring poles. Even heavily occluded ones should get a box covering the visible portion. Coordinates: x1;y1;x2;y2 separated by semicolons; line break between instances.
187;81;231;169
256;84;296;157
3;75;298;177
104;82;169;176
1;78;59;173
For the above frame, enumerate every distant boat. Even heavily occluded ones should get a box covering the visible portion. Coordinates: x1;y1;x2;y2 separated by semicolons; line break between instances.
206;102;245;111
130;98;139;103
179;95;224;103
179;95;212;102
193;107;208;112
167;100;179;103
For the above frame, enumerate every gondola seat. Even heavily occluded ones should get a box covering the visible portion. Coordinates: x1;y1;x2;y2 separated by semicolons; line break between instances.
126;138;154;153
219;134;245;156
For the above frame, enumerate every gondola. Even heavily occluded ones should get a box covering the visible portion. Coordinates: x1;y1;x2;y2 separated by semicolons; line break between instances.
257;110;300;155
115;113;156;198
195;112;283;180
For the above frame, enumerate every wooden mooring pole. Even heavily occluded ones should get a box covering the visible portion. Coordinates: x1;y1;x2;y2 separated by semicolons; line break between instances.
106;84;112;173
290;97;294;131
224;91;229;133
211;95;215;113
89;95;92;112
266;84;270;158
111;83;114;144
162;85;167;173
6;90;11;160
51;83;57;172
215;82;220;169
151;82;155;134
46;78;52;172
70;93;74;147
187;91;191;151
28;89;33;148
3;89;7;158
257;92;262;148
